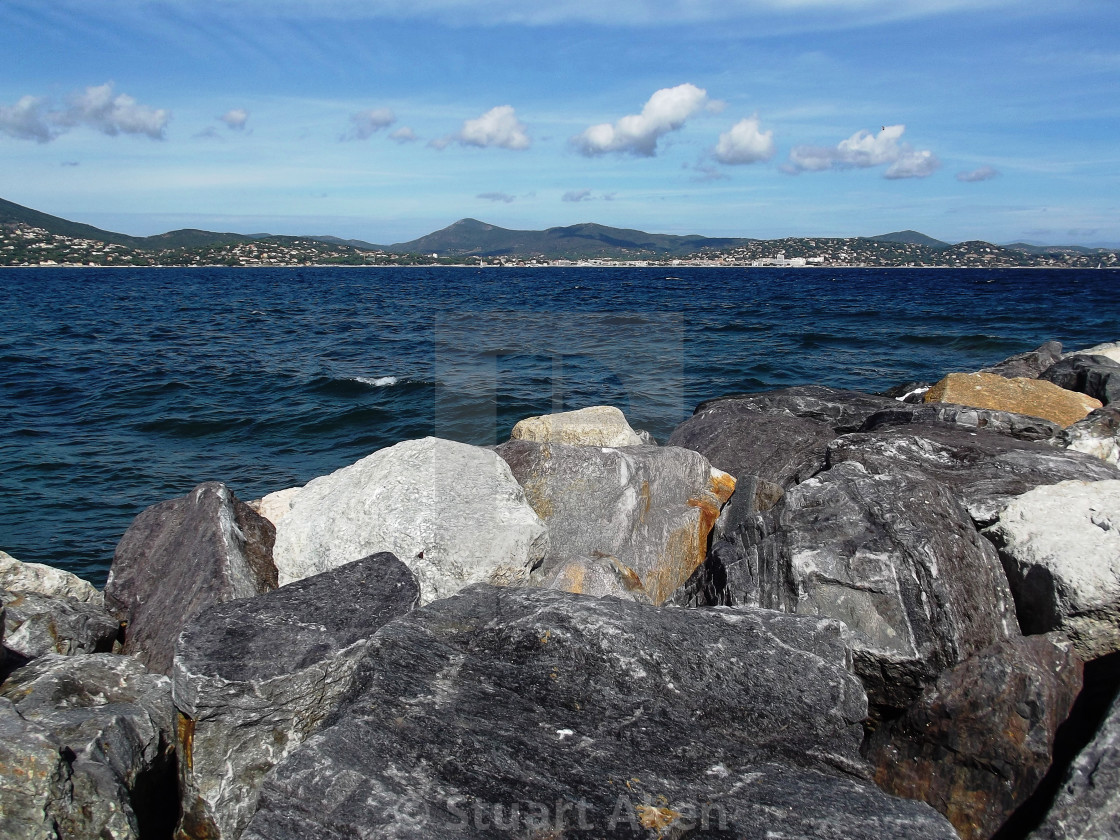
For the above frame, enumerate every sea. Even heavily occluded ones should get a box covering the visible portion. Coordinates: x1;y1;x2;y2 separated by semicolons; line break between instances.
2;265;1118;587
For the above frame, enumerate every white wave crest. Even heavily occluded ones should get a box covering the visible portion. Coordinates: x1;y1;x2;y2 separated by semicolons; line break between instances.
354;375;399;388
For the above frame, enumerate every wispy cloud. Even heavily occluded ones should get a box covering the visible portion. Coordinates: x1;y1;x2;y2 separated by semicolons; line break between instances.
785;124;939;178
343;107;396;140
713;115;775;165
389;125;418;143
957;165;999;182
0;83;169;143
573;83;717;158
562;189;593;202
477;191;515;203
220;108;249;130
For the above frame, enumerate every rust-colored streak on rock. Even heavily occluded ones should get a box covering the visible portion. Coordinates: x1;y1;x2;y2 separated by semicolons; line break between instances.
177;711;195;773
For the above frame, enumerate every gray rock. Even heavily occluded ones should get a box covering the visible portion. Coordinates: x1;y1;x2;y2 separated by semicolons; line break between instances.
861;402;1064;442
699;461;1018;711
983;480;1120;660
827;425;1120;525
172;553;420;840
694;384;899;433
510;405;645;447
0;551;103;605
243;585;958;840
105;481;278;674
1071;340;1120;365
2;590;119;660
0;696;72;840
495;440;735;605
0;653;176;840
535;554;653;603
1061;406;1120;465
272;437;547;604
867;634;1082;840
1041;353;1120;405
879;381;932;403
1029;682;1120;839
981;340;1064;379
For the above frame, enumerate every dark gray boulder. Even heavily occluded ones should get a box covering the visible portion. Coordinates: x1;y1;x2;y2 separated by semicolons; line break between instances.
695;461;1018;711
861;403;1064;442
0;696;72;840
867;634;1082;840
105;481;278;674
172;552;420;840
1;590;119;661
693;384;899;433
827;425;1120;525
981;340;1064;379
1041;353;1120;405
243;585;958;840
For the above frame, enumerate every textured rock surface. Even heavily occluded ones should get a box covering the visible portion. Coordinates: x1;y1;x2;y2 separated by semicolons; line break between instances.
0;696;72;840
272;437;548;602
861;402;1064;442
1041;353;1120;405
980;340;1065;379
1029;683;1120;839
868;634;1082;840
924;371;1101;428
496;440;735;605
0;653;175;840
1062;406;1120;465
828;425;1120;525
243;585;958;840
1073;339;1120;365
1;590;119;660
702;461;1018;711
983;480;1120;660
511;405;644;447
172;553;419;840
105;481;277;674
0;551;103;605
536;554;653;603
694;384;898;432
247;485;301;527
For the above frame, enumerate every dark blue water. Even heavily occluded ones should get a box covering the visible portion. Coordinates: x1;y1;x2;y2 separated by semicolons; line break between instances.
2;266;1118;586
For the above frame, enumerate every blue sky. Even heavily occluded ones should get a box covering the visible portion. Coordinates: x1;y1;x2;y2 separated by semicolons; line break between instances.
1;0;1117;246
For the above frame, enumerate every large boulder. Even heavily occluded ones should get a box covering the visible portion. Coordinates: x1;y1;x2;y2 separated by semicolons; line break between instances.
983;480;1120;660
700;461;1018;711
1040;354;1120;405
0;551;103;605
924;371;1101;428
1;590;119;661
510;405;644;447
272;437;548;602
105;482;277;674
172;553;419;840
1061;406;1120;465
868;634;1082;840
827;425;1120;526
1072;339;1120;365
535;554;653;603
243;585;958;840
980;340;1064;379
0;697;73;840
694;384;898;432
247;485;301;528
861;402;1064;443
495;440;735;605
0;653;176;840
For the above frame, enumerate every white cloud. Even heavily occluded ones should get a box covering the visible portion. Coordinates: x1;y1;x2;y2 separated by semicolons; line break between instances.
389;125;418;143
786;124;939;178
478;191;515;202
957;165;999;182
63;83;169;139
562;189;593;202
0;96;55;143
454;105;530;150
220;108;250;130
573;83;714;158
713;115;775;165
344;108;395;140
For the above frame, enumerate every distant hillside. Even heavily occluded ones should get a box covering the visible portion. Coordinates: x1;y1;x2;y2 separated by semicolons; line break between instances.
868;230;950;248
311;235;386;251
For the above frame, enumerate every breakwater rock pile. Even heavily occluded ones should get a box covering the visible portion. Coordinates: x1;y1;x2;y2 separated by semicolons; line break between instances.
3;343;1120;840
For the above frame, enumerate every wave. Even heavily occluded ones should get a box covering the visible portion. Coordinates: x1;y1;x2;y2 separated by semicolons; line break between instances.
353;375;399;388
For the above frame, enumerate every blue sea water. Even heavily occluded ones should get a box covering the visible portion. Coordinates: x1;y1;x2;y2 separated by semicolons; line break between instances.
1;265;1118;587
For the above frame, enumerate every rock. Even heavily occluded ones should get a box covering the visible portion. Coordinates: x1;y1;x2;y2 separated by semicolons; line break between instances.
861;402;1064;442
1029;681;1120;839
495;440;735;605
243;585;958;840
510;405;644;447
868;634;1082;840
1041;354;1120;405
983;480;1120;660
247;485;301;527
0;653;176;840
0;696;73;840
272;437;548;602
880;381;933;403
172;552;419;840
1072;339;1120;365
536;554;653;603
667;405;835;526
1;590;119;660
924;371;1102;428
694;384;899;432
980;340;1065;379
634;428;657;446
1062;406;1120;465
702;461;1018;711
105;481;278;675
828;425;1120;526
0;551;103;605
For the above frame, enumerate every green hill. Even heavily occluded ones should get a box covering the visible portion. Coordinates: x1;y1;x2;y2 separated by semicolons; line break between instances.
867;230;950;248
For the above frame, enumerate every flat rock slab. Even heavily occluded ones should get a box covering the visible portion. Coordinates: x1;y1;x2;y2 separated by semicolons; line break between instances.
868;634;1082;840
694;385;898;433
511;405;644;447
105;481;278;674
984;479;1120;660
924;371;1102;428
173;553;419;840
827;425;1120;525
1063;406;1120;466
707;461;1018;711
243;585;957;840
272;437;548;603
495;440;734;605
1041;353;1120;405
861;402;1064;442
1;590;119;660
980;340;1064;379
0;551;103;605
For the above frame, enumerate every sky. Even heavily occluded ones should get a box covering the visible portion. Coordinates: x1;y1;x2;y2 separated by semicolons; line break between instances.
1;0;1118;246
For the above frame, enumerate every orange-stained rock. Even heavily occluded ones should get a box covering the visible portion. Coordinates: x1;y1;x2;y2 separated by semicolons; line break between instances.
924;371;1101;427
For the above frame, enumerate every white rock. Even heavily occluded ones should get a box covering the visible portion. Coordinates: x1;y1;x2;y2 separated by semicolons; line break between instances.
248;486;302;527
510;405;644;447
1072;340;1120;365
0;550;102;606
272;438;548;603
